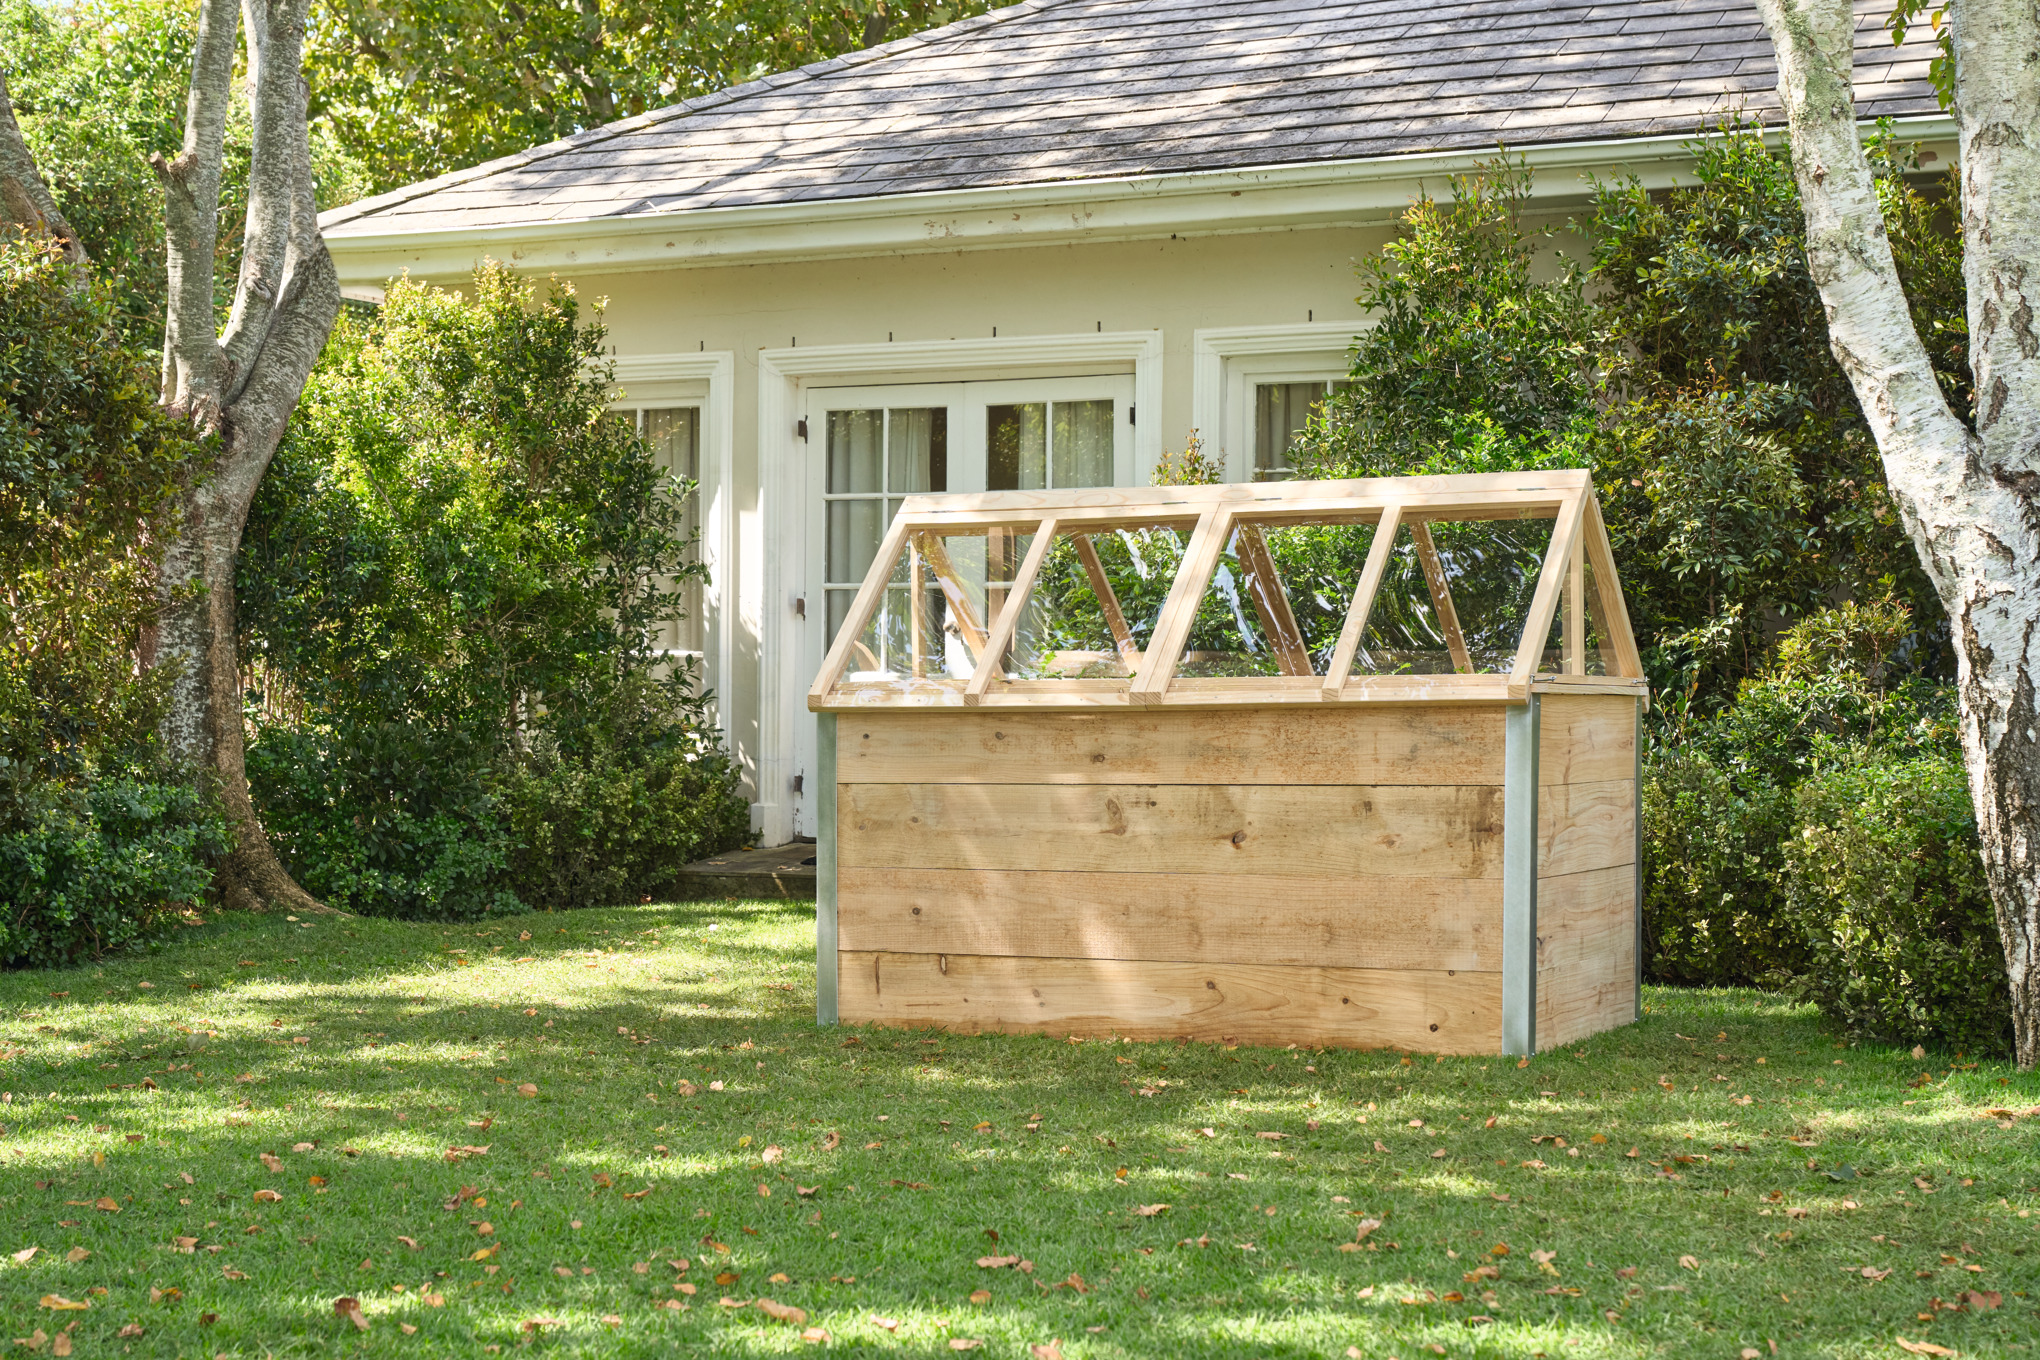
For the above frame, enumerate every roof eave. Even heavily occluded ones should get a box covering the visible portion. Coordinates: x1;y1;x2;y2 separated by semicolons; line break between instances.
320;115;1957;289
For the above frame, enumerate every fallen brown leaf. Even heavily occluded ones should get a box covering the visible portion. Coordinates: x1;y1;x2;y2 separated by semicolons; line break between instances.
252;1189;282;1204
1678;1255;1700;1270
801;1326;830;1343
1032;1343;1065;1360
92;1199;118;1213
1895;1341;1956;1356
333;1297;369;1332
117;1323;144;1338
969;1289;992;1304
10;1247;38;1264
1132;1204;1169;1217
950;1342;984;1352
66;1248;92;1263
37;1297;88;1312
756;1298;807;1325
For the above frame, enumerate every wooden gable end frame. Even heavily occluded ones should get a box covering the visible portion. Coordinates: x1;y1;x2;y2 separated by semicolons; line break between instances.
806;470;1646;712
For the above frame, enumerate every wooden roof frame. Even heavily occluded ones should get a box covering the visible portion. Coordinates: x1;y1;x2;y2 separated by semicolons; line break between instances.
808;469;1646;711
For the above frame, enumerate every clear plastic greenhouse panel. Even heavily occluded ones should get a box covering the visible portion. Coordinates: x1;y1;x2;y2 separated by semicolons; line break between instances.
809;471;1645;1056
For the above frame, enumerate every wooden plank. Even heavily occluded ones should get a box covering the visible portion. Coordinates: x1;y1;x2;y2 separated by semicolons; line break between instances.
1410;521;1474;674
816;679;1524;710
1534;865;1634;972
838;706;1507;785
1537;694;1638;785
891;469;1593;520
1582;494;1645;680
965;516;1058;702
1130;508;1228;704
1071;533;1141;674
837;782;1506;878
1509;488;1588;691
1321;502;1403;699
1537;935;1638;1047
1563;528;1584;675
1537;778;1637;878
1233;524;1314;676
838;867;1502;971
837;952;1504;1052
808;513;913;702
915;532;988;659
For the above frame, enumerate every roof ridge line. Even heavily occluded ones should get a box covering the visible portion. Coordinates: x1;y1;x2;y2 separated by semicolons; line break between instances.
317;0;1075;232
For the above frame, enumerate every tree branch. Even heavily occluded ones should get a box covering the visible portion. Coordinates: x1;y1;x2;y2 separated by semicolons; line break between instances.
1753;0;1976;513
0;70;88;263
1949;2;2040;470
152;0;240;424
221;0;314;400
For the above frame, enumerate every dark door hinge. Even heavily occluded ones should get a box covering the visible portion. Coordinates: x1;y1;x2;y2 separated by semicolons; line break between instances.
796;418;809;441
1128;405;1136;426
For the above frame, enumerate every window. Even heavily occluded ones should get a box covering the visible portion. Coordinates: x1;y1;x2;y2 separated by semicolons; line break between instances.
1253;381;1339;481
629;406;705;655
822;407;948;642
987;399;1115;490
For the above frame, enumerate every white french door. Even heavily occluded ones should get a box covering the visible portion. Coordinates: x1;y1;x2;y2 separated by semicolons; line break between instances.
786;374;1134;834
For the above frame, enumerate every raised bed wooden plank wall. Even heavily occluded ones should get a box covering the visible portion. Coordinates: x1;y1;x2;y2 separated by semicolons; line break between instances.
834;705;1514;1051
1535;693;1640;1047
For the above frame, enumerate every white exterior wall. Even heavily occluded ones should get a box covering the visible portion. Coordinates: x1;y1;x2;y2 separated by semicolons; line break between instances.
571;224;1394;841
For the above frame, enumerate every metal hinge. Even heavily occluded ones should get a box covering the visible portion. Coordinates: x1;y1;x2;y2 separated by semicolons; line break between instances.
796;418;808;441
1128;405;1136;426
792;772;804;795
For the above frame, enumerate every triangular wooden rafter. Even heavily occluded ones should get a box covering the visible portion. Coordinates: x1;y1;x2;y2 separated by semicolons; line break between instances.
808;469;1644;710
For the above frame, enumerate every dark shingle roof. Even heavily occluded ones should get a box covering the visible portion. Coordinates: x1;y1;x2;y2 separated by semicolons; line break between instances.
321;0;1941;239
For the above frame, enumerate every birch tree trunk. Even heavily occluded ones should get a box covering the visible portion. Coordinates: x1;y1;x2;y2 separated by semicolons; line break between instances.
1755;0;2040;1066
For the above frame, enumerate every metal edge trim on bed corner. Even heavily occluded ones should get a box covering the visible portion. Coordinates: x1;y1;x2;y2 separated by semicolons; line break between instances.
1634;694;1644;1024
816;712;839;1026
1501;695;1539;1056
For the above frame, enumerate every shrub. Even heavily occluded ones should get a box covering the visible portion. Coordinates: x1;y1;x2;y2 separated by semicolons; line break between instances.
0;777;226;967
240;265;749;917
501;731;749;913
243;726;519;921
1780;754;2008;1055
1640;750;1801;986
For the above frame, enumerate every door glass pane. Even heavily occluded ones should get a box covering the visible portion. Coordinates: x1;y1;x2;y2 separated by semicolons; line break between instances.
1254;382;1328;481
826;498;884;585
643;407;703;654
888;408;947;495
827;410;883;494
1001;524;1191;680
1175;520;1380;677
987;403;1047;491
1052;400;1114;488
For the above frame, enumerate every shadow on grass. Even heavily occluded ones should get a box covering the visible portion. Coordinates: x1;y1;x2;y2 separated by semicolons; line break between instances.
1;900;2035;1357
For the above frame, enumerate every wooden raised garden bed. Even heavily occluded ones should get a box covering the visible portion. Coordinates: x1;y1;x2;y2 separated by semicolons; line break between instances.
807;470;1644;1054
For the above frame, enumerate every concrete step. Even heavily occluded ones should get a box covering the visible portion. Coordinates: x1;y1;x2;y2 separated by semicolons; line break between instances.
672;841;817;900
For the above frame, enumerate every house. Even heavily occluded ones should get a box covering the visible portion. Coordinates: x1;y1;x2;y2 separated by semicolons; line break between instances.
317;0;1943;846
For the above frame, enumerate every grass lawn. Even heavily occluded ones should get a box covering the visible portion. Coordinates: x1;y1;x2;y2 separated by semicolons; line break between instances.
0;897;2036;1359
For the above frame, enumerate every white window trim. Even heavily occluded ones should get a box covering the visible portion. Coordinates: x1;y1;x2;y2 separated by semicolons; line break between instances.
755;330;1163;846
1191;322;1370;483
610;350;735;753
